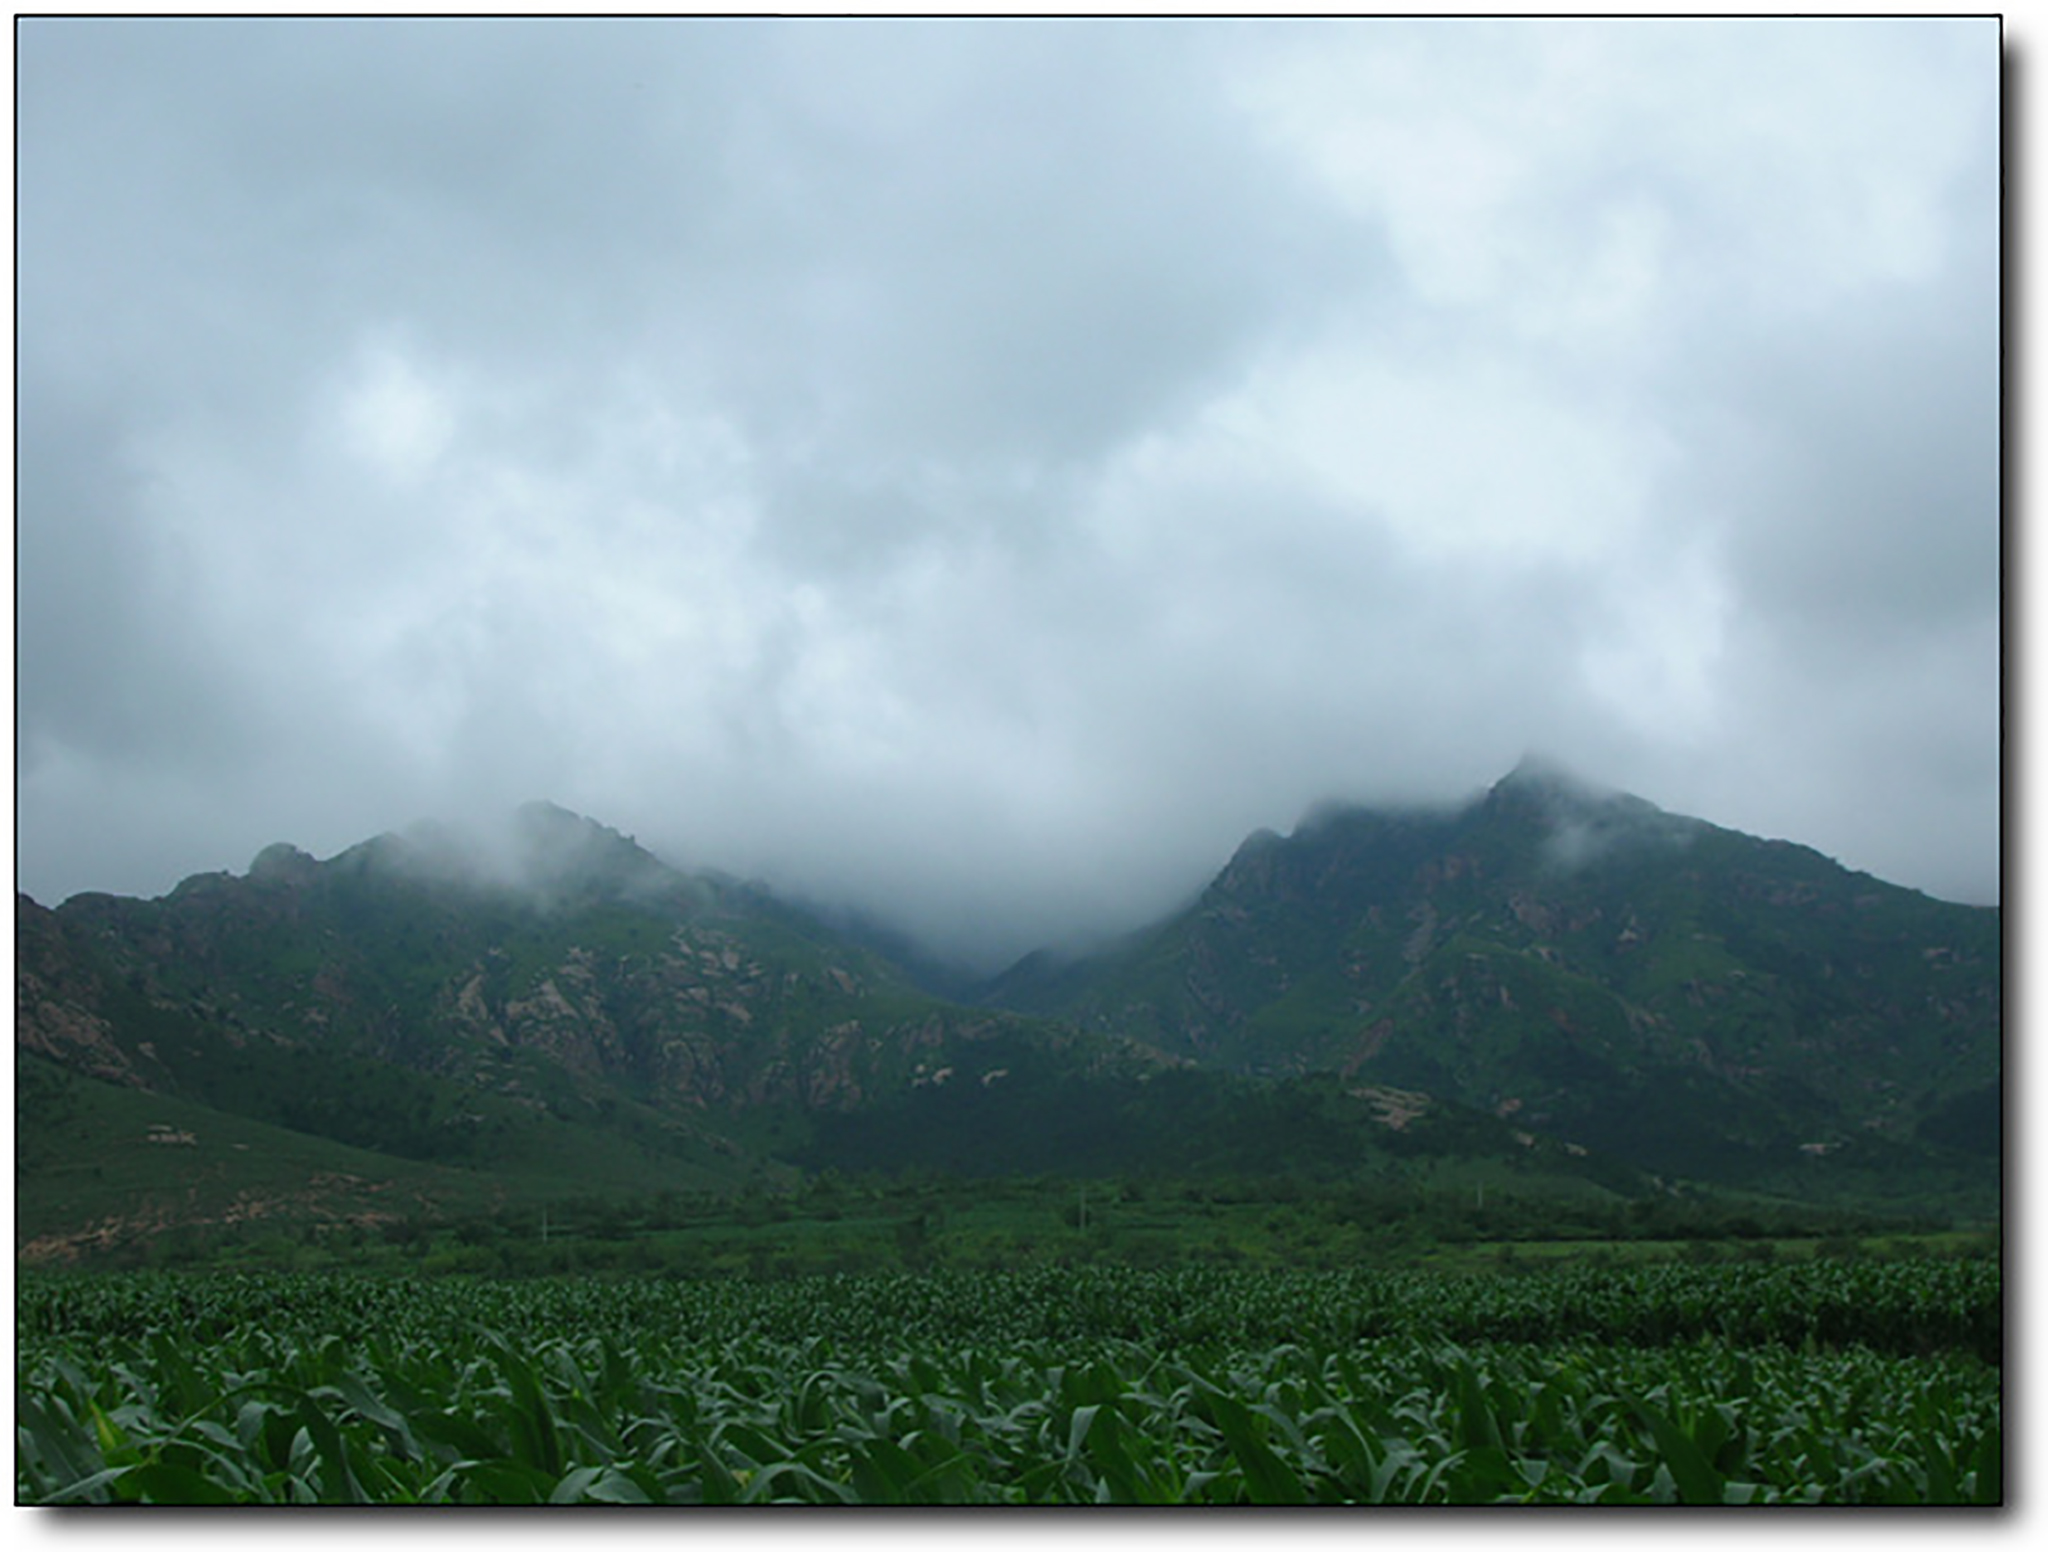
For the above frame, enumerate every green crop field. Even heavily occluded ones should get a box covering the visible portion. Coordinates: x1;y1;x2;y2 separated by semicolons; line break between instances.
17;1260;1999;1505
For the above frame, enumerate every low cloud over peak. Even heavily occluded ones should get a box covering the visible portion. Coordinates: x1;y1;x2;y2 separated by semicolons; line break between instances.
15;17;1999;970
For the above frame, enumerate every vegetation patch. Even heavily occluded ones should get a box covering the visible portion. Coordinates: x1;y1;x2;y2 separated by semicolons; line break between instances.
17;1261;2000;1505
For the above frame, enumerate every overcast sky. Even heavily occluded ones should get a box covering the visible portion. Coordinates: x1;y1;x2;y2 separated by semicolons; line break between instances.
15;16;2000;969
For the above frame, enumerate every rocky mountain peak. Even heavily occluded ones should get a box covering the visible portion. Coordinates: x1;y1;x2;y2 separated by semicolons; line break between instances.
1482;754;1681;851
246;842;318;886
505;801;681;905
1489;752;1620;809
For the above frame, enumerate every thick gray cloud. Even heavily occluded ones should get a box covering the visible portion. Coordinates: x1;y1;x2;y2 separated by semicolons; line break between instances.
14;17;2000;969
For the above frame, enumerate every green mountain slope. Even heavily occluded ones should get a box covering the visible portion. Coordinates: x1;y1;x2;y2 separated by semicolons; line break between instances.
14;806;1158;1241
981;760;1999;1203
16;766;1999;1257
19;805;1028;1127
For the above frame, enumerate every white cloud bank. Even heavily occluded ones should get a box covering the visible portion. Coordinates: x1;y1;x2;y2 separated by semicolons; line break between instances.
15;16;1999;968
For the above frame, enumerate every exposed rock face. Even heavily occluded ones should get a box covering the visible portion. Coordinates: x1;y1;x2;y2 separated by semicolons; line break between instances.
17;987;140;1088
14;895;150;1087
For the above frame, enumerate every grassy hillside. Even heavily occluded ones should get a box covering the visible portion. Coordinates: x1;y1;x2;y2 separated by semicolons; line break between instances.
16;1050;770;1265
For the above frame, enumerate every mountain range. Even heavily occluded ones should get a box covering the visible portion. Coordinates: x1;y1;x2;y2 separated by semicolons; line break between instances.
15;760;2001;1255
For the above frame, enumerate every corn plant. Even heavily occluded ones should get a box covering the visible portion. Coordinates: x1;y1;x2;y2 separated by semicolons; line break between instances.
18;1262;2000;1505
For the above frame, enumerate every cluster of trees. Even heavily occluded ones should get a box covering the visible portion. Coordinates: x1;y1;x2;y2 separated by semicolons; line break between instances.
91;1167;1978;1281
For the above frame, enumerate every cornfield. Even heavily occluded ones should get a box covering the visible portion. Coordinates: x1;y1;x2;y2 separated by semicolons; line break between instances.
17;1260;2000;1505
